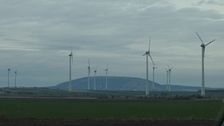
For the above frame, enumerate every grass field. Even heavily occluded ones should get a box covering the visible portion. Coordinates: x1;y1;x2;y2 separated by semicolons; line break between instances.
0;99;223;120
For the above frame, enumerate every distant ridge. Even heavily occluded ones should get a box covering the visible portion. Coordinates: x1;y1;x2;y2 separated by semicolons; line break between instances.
53;76;201;92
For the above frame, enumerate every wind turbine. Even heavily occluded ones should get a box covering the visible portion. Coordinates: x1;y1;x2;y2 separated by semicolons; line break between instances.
165;66;173;92
68;50;73;92
152;65;157;90
8;68;10;88
94;69;97;90
166;69;169;91
196;32;215;97
105;65;109;90
143;37;154;96
168;67;173;92
14;70;17;88
149;40;156;91
87;59;91;90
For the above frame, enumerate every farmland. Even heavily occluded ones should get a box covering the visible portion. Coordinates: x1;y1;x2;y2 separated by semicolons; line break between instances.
0;99;222;120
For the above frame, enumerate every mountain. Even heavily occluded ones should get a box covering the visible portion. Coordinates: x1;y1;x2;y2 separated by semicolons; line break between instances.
53;76;201;92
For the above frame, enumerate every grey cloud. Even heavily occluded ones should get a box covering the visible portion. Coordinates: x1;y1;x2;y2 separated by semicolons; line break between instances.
196;0;224;5
0;0;223;87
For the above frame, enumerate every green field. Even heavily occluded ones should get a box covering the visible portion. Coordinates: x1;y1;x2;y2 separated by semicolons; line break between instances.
0;99;223;120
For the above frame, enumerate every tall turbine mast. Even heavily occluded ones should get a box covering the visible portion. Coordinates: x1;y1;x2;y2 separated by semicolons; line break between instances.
68;50;73;92
94;69;97;90
105;65;109;90
196;32;215;97
88;59;91;90
166;69;169;91
152;65;157;90
8;68;10;88
168;67;173;92
14;70;17;88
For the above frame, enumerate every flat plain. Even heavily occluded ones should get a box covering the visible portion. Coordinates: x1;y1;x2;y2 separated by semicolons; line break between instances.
0;99;222;120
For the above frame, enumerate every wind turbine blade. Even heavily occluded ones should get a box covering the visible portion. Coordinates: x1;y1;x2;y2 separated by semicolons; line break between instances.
149;55;155;65
196;32;204;43
106;64;109;70
143;53;146;56
148;37;151;51
71;52;73;63
205;39;215;46
167;65;170;69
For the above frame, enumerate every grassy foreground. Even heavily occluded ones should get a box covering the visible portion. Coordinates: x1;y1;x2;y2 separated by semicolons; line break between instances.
0;99;223;120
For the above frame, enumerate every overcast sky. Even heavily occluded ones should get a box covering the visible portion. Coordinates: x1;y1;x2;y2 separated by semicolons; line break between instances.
0;0;223;88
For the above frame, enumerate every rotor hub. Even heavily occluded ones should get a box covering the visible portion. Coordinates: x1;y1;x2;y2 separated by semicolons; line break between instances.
201;44;205;48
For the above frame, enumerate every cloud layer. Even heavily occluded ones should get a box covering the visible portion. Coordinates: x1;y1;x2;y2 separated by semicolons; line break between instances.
0;0;223;87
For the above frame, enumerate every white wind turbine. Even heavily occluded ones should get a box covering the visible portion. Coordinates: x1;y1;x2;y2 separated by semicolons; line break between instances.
8;68;10;88
168;67;173;92
94;69;97;90
143;37;154;96
166;69;169;91
196;32;215;97
14;70;17;88
87;59;91;90
152;64;157;90
68;50;73;92
105;65;109;90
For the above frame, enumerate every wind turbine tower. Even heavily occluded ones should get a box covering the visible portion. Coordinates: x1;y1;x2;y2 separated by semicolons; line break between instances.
8;68;10;88
105;65;109;90
196;32;215;97
152;65;157;90
68;51;73;92
94;69;97;90
168;67;173;92
143;37;154;96
87;59;91;90
14;70;17;88
166;69;169;91
166;67;173;92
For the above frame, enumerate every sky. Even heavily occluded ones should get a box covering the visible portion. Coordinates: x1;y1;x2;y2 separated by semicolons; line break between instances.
0;0;223;88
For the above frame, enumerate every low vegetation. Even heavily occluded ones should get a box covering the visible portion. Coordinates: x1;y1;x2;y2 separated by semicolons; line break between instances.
0;99;223;120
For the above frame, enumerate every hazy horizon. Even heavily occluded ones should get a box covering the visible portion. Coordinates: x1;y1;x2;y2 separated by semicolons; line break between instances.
0;0;223;88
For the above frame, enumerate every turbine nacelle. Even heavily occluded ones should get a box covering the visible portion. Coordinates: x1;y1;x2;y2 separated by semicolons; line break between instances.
201;43;205;48
69;53;73;57
143;51;150;56
69;51;73;62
